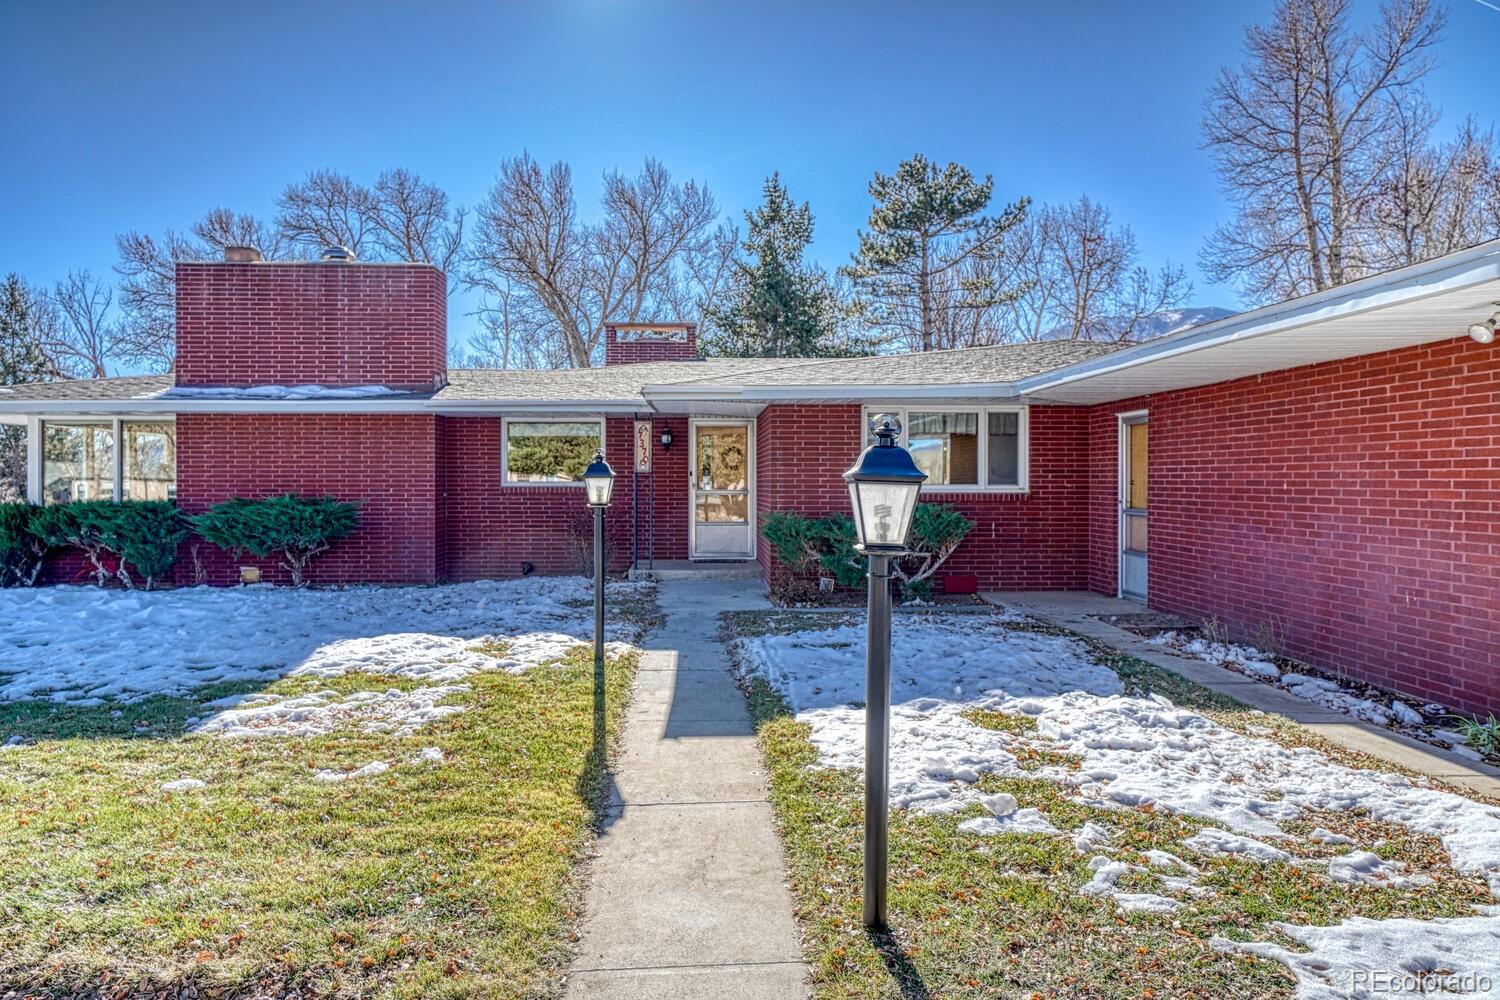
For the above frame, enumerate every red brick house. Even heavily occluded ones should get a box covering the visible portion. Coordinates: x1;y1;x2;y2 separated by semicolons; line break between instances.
3;242;1498;713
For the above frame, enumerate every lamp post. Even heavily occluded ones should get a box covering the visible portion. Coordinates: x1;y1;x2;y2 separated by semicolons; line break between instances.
843;414;926;930
582;450;617;747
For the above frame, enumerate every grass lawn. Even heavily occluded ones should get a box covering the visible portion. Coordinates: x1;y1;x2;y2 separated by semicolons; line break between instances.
731;610;1498;1000
0;640;638;998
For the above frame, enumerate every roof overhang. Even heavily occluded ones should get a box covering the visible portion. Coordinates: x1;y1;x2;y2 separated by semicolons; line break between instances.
1019;240;1500;405
0;397;651;418
641;382;1022;405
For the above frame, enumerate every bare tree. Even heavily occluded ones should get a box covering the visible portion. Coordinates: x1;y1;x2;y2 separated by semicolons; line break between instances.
468;153;720;367
1201;0;1447;301
43;271;119;379
456;281;569;369
1368;110;1500;267
115;209;291;371
1040;197;1190;341
275;170;377;256
277;168;466;270
370;168;467;271
657;220;739;330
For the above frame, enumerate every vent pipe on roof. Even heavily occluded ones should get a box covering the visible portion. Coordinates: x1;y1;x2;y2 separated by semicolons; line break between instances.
321;245;356;262
223;245;262;263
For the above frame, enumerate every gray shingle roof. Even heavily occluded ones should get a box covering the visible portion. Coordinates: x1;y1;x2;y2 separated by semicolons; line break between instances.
655;341;1126;388
0;375;174;401
0;341;1130;407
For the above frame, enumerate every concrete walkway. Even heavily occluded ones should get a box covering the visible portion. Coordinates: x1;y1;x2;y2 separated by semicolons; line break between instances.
988;590;1500;797
565;579;808;999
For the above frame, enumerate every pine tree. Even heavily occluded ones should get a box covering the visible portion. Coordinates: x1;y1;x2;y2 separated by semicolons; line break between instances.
843;154;1029;352
1;274;56;501
702;174;856;358
0;274;53;387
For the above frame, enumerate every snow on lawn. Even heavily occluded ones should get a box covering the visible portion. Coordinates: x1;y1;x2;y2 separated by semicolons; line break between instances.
1216;916;1500;999
0;576;648;739
1150;631;1437;735
0;576;647;704
736;613;1500;994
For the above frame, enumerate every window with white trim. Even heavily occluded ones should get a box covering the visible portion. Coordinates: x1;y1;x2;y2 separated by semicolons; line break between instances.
862;406;1028;492
502;419;604;485
41;419;177;505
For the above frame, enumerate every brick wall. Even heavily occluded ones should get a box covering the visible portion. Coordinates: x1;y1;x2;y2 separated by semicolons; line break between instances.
754;403;1091;590
175;261;447;390
438;416;654;580
624;416;690;565
175;413;440;586
603;324;698;366
1086;335;1500;715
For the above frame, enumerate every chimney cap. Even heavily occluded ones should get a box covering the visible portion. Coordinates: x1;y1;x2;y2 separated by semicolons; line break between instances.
321;245;356;262
223;245;263;263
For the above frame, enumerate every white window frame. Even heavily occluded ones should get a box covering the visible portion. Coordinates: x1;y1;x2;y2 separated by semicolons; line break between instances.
500;416;606;488
31;416;178;505
861;405;1029;494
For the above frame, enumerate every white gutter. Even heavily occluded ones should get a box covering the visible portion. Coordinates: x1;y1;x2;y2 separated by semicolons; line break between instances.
0;397;649;417
1019;239;1500;395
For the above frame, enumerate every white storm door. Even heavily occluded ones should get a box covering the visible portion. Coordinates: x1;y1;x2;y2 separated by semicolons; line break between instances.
689;420;755;559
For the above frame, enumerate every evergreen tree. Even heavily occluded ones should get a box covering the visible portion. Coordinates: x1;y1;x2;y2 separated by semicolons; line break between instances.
0;274;56;501
843;154;1029;352
703;174;855;358
0;274;53;387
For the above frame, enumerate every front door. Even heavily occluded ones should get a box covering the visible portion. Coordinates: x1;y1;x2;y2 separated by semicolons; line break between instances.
1119;413;1148;600
689;420;755;559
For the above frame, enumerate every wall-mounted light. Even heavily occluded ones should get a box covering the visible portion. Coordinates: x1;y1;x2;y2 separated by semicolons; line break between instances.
659;427;674;452
1468;313;1499;345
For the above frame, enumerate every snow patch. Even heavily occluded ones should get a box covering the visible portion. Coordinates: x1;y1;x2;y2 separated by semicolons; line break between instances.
958;809;1059;837
160;778;206;793
313;760;391;784
140;384;407;400
193;685;470;739
1079;856;1182;914
1216;915;1500;999
1309;827;1355;846
1327;851;1433;889
1182;828;1293;863
1072;821;1113;855
0;576;649;704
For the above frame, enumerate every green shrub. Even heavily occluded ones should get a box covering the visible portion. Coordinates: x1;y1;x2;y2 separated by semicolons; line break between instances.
102;501;188;590
758;504;974;599
896;502;976;594
194;494;358;588
29;501;122;587
0;502;47;587
27;500;187;589
761;511;827;577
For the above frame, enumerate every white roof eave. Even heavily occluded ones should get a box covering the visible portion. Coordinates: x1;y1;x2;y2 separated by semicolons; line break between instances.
1019;239;1500;397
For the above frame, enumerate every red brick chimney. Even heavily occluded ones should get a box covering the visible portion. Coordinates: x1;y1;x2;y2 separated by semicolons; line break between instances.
175;251;447;390
603;322;698;366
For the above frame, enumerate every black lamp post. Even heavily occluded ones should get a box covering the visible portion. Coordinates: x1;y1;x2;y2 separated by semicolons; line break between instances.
582;450;617;743
843;413;926;930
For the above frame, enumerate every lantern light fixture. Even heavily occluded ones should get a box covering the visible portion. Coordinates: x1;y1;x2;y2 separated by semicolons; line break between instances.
843;414;927;555
582;450;616;508
660;427;674;452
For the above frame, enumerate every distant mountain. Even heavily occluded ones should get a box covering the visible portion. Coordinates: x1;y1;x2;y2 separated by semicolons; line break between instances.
1131;306;1236;340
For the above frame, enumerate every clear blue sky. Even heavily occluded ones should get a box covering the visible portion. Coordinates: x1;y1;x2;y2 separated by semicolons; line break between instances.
2;0;1496;362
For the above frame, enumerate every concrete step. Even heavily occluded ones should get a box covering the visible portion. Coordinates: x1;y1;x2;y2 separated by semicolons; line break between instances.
627;560;761;582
